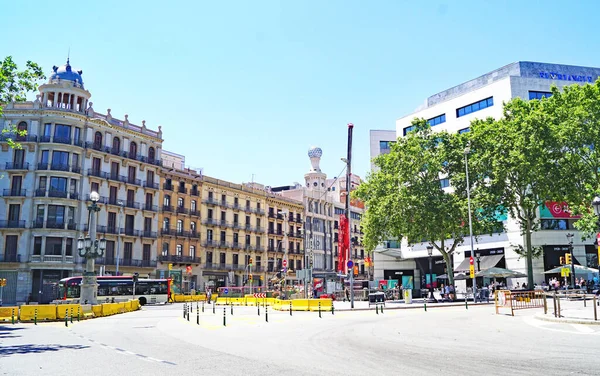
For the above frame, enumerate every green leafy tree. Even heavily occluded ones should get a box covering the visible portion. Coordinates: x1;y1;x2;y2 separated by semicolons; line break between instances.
0;56;45;149
355;120;496;287
544;81;600;238
467;98;562;289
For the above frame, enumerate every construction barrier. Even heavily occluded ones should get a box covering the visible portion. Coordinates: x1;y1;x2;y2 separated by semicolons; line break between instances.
173;293;207;302
101;303;116;316
92;305;103;317
55;304;81;320
0;307;18;322
19;305;57;321
495;290;545;316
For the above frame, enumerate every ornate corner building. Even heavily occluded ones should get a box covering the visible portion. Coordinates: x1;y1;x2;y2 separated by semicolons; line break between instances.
0;60;163;304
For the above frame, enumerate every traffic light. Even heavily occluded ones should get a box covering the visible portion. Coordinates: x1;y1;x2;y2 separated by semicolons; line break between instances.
249;258;253;266
133;272;139;283
168;263;173;271
560;256;565;265
565;253;572;265
0;278;6;287
249;274;253;281
260;275;263;281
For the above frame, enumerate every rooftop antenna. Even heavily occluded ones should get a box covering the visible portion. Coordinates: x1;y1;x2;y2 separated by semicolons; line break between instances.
251;174;255;184
67;47;70;64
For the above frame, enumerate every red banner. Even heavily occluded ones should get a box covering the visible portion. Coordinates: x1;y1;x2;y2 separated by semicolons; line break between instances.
338;214;349;273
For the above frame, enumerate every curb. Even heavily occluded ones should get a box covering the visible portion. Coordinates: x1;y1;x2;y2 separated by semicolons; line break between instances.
534;313;600;326
336;302;493;312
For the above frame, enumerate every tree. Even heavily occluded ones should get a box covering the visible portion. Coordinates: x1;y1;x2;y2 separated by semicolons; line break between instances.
467;98;562;289
354;120;496;287
0;56;45;149
543;81;600;237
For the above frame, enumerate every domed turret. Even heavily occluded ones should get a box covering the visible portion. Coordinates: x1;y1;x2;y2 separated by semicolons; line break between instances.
308;146;322;159
49;59;84;88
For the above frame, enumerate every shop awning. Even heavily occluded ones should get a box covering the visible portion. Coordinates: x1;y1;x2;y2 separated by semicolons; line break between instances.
455;254;504;272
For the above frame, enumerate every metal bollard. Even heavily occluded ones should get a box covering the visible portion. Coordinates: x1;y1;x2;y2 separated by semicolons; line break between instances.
202;301;205;313
183;304;187;318
543;294;547;314
223;308;226;327
197;309;200;325
593;295;597;321
78;306;81;322
197;301;199;311
424;301;427;312
65;309;68;327
258;303;260;316
553;293;557;317
331;304;334;315
557;297;561;318
213;301;215;314
12;308;15;325
290;302;292;316
381;304;384;314
318;301;321;318
265;305;268;323
70;308;73;324
187;309;190;321
376;305;379;315
465;298;468;310
34;309;37;325
231;304;233;316
584;295;587;308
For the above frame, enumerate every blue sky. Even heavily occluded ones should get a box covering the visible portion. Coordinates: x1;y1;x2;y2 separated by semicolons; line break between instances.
4;0;600;186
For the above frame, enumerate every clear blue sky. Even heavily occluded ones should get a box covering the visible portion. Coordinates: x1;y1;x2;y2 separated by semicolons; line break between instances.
5;0;600;186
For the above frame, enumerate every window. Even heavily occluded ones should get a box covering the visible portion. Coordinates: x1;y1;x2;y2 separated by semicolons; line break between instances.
221;211;226;221
207;229;213;241
33;237;42;255
50;177;68;194
143;245;151;261
65;238;73;256
233;254;239;265
177;220;183;232
124;242;133;260
176;244;183;256
427;114;446;126
129;142;137;156
47;205;66;225
162;243;169;256
403;125;416;136
220;253;226;264
147;170;155;185
91;182;99;193
164;195;171;206
440;178;450;188
190;221;196;232
541;219;568;230
163;217;170;230
177;197;184;208
94;131;103;147
529;91;552;100
51;151;69;168
45;237;62;255
456;97;493;118
74;127;81;143
208;209;213;219
54;124;71;141
220;231;226;242
112;137;120;153
148;147;155;161
190;245;196;258
191;200;197;211
458;127;470;134
8;204;20;221
4;235;18;260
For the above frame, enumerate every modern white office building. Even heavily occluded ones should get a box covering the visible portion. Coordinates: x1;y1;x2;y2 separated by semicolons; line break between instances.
368;130;396;172
0;60;164;304
373;61;600;292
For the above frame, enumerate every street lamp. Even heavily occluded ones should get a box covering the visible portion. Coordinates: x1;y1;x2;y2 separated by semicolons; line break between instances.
426;245;437;303
464;146;476;301
566;233;575;288
78;191;106;304
592;196;600;282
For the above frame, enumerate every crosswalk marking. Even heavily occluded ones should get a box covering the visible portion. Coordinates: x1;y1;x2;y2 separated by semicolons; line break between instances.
571;324;595;334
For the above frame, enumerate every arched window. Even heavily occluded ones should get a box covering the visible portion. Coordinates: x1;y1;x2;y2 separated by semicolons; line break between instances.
148;147;155;161
164;195;171;206
190;221;196;232
177;197;184;208
189;245;196;258
177;219;183;232
176;244;183;256
163;217;170;230
94;131;103;148
129;141;137;157
112;137;120;153
191;200;196;211
162;243;169;256
16;122;27;140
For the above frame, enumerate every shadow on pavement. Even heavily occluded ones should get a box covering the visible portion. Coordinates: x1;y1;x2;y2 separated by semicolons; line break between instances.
0;344;90;357
0;326;25;339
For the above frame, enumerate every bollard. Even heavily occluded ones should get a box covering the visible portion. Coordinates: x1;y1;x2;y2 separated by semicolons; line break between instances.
231;304;233;316
12;308;15;325
553;293;557;317
213;301;215;314
543;294;547;314
78;306;81;322
318;301;321;318
332;304;334;315
70;308;73;324
290;302;292;316
65;309;68;327
593;296;597;321
183;304;187;318
187;309;190;321
465;298;468;310
197;309;200;325
202;301;205;313
584;295;587;308
557;297;561;318
223;308;226;327
258;303;260;316
197;301;199;311
381;305;384;314
424;301;427;312
34;309;37;325
265;305;268;323
376;305;379;315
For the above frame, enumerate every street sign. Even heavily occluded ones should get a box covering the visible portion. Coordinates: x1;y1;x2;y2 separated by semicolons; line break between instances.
253;293;266;298
347;260;353;269
283;259;287;267
469;256;474;265
224;288;229;295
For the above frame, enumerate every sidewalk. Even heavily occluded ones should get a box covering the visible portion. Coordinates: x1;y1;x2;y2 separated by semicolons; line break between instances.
534;298;600;325
333;299;491;311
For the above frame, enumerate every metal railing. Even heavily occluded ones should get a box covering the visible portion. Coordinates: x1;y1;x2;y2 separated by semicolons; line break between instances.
2;189;27;197
5;162;29;170
494;290;546;316
0;220;27;228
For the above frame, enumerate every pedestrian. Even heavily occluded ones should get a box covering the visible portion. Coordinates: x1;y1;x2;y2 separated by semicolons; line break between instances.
344;287;350;302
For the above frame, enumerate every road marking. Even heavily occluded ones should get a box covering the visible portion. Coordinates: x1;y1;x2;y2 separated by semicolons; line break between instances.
571;324;595;334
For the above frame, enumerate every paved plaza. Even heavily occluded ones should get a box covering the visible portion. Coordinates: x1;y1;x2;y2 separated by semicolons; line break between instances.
1;302;600;376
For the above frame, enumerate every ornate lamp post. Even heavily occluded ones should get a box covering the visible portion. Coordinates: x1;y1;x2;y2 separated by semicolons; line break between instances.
426;245;437;303
566;232;575;288
78;191;106;304
592;196;600;283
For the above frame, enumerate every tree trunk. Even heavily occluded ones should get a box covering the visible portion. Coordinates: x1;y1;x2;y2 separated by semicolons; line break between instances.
525;218;534;290
443;251;454;287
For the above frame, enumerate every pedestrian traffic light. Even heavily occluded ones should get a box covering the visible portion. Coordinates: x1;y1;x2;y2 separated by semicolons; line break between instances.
559;256;565;265
249;274;253;281
565;253;572;265
249;258;253;266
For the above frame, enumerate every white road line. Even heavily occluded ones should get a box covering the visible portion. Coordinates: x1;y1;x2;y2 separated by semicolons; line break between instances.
571;324;595;334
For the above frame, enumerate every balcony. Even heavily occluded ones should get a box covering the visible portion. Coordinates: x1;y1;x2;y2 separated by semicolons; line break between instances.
126;177;141;186
2;189;27;197
178;186;187;194
74;139;83;147
159;255;201;265
256;226;264;233
40;135;51;143
163;183;173;191
5;162;29;170
162;205;173;213
87;169;109;179
0;253;21;262
189;231;200;239
190;189;199;196
202;218;218;226
0;220;27;229
30;254;74;263
268;212;276;218
232;242;242;250
85;141;103;151
53;137;72;145
220;200;229;208
94;225;119;234
202;240;219;248
49;163;71;172
232;222;243;230
176;206;188;215
108;173;127;184
122;228;138;236
48;190;68;198
0;134;37;143
110;147;121;156
219;220;229;228
296;217;303;223
202;197;219;206
255;245;264;252
141;230;158;239
119;259;157;268
232;202;241;210
124;201;140;210
268;228;275;235
244;205;252;213
268;246;276;252
244;244;254;251
256;208;265;215
161;228;175;236
189;209;200;217
142;203;158;212
37;162;49;170
35;189;46;197
144;181;159;189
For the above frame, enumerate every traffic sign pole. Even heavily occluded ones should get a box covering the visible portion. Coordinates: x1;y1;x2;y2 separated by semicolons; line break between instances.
348;260;354;309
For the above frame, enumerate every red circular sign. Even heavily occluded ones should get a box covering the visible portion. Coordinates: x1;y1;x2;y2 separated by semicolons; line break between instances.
283;260;288;267
469;257;474;265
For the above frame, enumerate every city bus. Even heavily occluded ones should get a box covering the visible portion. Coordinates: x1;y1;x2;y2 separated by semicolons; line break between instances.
57;276;170;305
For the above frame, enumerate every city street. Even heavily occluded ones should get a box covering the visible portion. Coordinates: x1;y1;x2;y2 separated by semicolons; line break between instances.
1;302;600;376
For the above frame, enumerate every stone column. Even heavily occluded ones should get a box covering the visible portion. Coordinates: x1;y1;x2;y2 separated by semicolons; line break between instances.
80;208;99;305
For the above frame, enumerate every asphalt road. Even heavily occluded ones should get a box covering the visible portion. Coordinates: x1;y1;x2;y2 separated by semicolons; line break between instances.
1;302;599;376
